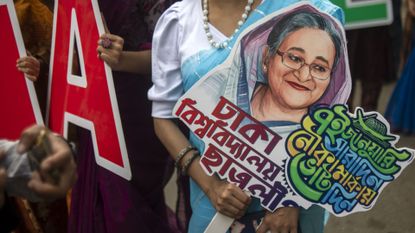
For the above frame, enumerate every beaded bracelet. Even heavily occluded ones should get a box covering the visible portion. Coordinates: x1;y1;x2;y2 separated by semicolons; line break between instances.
175;145;194;168
181;150;200;176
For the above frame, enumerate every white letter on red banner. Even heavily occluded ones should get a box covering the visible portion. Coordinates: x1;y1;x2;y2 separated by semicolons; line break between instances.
48;0;131;180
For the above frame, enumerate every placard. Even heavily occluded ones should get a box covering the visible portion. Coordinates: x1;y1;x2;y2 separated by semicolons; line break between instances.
331;0;393;29
173;3;413;231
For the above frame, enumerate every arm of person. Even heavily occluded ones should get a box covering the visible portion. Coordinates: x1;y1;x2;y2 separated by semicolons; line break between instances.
150;2;249;219
97;33;152;74
154;118;251;219
256;208;300;233
16;125;77;199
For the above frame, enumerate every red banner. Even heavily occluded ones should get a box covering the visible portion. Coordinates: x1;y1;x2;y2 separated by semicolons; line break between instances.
48;0;131;179
0;1;43;140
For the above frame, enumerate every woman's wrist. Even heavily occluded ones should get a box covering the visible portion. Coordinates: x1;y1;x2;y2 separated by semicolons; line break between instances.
109;51;124;71
181;150;199;175
202;175;222;200
175;145;195;168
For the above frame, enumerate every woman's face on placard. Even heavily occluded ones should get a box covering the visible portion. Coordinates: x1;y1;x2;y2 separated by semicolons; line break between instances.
265;27;336;111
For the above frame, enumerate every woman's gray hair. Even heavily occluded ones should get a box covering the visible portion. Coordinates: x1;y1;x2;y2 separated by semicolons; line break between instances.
266;10;342;69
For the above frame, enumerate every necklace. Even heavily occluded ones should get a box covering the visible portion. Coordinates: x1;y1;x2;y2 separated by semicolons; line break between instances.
203;0;255;49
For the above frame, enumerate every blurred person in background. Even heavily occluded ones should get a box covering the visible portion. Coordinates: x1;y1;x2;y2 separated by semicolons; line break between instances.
346;0;400;111
385;0;415;135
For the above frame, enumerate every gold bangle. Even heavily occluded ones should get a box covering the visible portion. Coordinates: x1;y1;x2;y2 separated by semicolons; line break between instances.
175;145;194;168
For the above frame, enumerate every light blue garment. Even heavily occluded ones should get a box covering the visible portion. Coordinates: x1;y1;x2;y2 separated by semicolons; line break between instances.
181;1;345;232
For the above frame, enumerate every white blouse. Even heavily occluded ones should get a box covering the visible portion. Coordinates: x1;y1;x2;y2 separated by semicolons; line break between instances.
148;0;228;118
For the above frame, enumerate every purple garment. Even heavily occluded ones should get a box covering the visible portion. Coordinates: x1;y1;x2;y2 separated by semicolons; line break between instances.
68;1;180;232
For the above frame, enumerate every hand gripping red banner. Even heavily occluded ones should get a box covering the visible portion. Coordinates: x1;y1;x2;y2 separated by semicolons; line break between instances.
48;0;131;180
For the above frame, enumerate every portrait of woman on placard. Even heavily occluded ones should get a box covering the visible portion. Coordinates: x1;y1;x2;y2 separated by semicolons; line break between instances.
199;5;351;131
241;8;351;128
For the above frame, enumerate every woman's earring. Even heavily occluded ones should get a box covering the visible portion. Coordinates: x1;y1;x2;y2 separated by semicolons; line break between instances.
263;64;267;72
